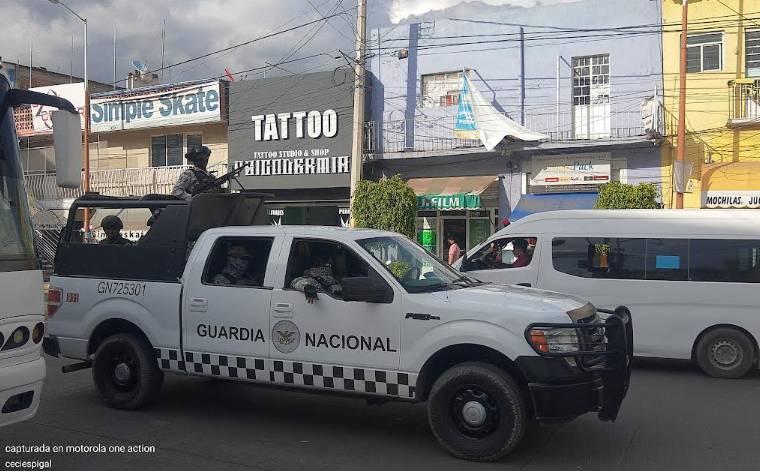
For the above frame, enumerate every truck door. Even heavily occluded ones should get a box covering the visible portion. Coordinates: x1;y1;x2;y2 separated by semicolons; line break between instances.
181;235;280;376
462;234;540;287
268;237;402;383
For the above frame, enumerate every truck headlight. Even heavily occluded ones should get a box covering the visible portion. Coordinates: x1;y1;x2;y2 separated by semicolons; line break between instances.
528;327;579;354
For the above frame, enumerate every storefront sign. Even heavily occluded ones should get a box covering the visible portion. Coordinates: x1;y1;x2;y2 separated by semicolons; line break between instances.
228;70;354;190
30;83;85;133
90;80;222;132
417;193;482;210
702;191;760;208
529;153;611;193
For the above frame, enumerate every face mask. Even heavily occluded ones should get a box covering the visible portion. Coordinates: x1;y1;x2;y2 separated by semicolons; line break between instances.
228;257;248;274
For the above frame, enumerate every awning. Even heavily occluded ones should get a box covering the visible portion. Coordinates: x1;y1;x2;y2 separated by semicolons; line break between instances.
407;176;497;211
701;161;760;208
510;192;598;221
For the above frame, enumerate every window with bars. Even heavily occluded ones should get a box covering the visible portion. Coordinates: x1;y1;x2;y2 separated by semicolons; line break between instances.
746;30;760;77
572;54;609;106
150;135;183;167
687;32;723;73
421;71;463;108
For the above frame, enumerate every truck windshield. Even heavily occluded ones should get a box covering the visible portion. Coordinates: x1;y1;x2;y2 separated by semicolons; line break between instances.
0;83;36;271
357;235;479;293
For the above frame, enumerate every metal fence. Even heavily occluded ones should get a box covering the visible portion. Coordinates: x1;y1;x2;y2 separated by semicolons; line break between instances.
365;108;651;154
729;81;760;124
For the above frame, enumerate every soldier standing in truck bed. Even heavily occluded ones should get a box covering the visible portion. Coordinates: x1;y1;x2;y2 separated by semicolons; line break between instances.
172;145;220;201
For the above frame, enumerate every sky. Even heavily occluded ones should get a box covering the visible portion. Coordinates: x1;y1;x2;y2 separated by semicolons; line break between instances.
0;0;582;86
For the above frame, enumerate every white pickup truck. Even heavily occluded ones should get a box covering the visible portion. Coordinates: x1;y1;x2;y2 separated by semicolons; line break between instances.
44;193;632;462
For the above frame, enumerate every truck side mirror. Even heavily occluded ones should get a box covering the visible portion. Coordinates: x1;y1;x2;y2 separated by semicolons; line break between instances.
342;272;393;304
51;110;82;188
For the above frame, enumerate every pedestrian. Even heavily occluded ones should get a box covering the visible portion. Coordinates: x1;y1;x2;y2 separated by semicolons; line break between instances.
99;215;131;245
172;145;220;201
447;234;461;265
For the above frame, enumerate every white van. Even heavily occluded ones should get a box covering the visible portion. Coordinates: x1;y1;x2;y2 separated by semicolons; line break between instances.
454;209;760;379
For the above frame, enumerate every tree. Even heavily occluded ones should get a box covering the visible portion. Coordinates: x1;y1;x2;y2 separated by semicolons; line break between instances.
595;182;659;209
351;175;417;238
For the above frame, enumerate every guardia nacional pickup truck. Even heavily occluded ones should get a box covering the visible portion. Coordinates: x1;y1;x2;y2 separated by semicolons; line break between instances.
44;193;632;462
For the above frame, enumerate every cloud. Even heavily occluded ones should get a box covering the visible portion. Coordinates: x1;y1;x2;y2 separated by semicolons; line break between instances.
388;0;584;23
0;0;583;85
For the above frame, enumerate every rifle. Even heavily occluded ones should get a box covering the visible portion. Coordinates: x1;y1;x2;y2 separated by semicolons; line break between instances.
192;161;253;195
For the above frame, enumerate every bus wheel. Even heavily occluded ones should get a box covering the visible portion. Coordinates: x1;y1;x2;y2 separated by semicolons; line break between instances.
696;328;755;379
427;362;527;462
92;333;164;409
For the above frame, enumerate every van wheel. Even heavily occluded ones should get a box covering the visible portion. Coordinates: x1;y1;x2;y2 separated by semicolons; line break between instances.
92;333;163;409
696;328;756;379
427;362;527;462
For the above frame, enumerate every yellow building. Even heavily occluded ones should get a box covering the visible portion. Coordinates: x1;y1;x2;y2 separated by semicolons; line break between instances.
662;0;760;209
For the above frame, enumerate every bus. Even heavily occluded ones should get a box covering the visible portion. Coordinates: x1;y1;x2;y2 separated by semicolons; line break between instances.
455;209;760;379
0;64;80;426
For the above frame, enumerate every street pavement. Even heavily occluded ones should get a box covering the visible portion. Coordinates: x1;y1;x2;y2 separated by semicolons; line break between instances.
2;357;759;471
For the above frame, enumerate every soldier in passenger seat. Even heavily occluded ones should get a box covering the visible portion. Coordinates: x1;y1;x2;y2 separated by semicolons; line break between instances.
290;252;342;303
212;245;260;286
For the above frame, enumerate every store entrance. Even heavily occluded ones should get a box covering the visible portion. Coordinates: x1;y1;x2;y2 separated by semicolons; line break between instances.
282;206;339;225
442;218;467;261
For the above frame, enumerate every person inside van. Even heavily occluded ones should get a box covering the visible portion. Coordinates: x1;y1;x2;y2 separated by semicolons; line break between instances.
511;238;531;268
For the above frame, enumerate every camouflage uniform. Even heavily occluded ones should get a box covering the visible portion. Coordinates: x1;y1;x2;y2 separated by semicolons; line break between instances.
172;167;218;201
290;264;342;296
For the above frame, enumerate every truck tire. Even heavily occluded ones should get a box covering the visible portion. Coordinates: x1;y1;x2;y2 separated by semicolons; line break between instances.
427;362;527;462
92;333;163;410
696;327;756;379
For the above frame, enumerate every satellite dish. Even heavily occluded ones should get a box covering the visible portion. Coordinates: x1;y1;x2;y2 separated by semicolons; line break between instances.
131;60;148;74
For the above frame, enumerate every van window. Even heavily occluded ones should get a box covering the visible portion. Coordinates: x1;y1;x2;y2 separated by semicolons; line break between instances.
646;238;688;281
552;238;645;279
468;236;537;270
690;239;760;283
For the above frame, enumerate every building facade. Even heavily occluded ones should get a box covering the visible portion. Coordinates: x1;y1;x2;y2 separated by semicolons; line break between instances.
661;0;760;209
367;0;665;258
228;69;356;227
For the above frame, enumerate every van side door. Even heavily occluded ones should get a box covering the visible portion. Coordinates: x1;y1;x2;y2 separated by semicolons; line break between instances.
461;234;541;287
180;234;282;377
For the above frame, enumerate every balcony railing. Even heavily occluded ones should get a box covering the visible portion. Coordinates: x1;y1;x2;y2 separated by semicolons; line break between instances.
24;164;228;202
728;79;760;126
365;105;658;155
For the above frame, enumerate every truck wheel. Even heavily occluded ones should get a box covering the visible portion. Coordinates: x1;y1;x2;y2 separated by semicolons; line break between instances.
427;362;527;462
92;333;163;410
696;327;756;379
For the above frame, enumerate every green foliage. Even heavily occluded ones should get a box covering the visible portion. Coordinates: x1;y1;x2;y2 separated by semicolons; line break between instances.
595;182;659;209
351;175;417;238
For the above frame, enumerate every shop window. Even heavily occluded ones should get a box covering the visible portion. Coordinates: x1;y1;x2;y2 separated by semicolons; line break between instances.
687;32;723;73
151;134;183;167
645;238;688;281
690;239;760;283
186;134;203;153
421;71;464;108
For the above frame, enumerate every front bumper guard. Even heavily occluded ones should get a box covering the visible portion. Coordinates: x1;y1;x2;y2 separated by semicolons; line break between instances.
524;307;633;422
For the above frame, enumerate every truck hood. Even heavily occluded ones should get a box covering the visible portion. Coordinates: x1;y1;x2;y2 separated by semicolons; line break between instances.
436;282;589;324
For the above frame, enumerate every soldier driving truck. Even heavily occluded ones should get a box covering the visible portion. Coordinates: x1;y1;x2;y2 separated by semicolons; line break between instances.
43;192;633;462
